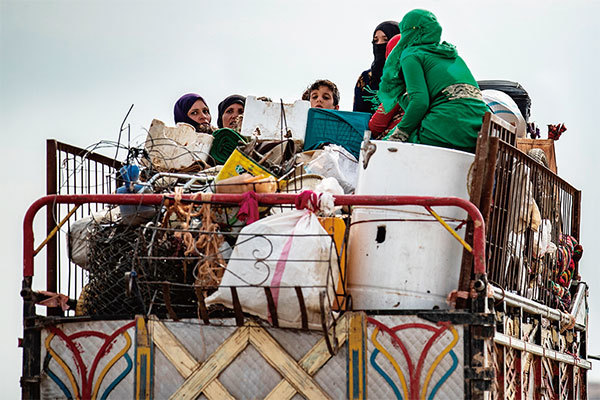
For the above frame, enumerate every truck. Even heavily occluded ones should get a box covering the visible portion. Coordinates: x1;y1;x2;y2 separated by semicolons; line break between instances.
20;110;590;399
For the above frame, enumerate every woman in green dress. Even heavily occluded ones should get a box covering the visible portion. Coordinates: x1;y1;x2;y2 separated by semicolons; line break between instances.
378;9;487;152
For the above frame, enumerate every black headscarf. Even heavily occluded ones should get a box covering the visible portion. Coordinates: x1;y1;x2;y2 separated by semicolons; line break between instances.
217;95;246;128
371;21;400;88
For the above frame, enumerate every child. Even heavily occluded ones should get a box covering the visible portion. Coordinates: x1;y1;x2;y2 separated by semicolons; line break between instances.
302;79;340;110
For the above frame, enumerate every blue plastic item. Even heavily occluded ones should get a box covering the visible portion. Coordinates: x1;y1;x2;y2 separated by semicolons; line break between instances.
119;165;140;185
117;164;155;222
303;109;371;159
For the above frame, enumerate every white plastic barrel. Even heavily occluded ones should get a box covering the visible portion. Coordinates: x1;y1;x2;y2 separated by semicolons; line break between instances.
347;141;475;310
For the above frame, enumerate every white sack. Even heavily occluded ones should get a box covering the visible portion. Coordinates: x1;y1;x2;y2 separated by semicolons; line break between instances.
206;209;339;329
68;207;121;269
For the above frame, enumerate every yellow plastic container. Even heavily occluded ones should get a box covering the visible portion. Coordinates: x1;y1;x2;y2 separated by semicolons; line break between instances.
215;148;276;182
319;216;347;310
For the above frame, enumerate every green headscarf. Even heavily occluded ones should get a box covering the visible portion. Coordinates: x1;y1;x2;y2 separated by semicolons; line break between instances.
378;9;458;112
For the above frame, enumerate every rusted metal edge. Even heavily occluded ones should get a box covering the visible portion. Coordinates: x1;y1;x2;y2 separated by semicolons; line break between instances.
193;287;210;325
162;282;179;321
494;332;591;369
264;287;279;328
230;287;244;326
295;286;309;330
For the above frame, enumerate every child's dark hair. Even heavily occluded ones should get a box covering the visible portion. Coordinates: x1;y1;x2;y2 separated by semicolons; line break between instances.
302;79;340;106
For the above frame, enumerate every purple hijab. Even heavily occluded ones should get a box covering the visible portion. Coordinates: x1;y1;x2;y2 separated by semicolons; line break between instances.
173;93;209;130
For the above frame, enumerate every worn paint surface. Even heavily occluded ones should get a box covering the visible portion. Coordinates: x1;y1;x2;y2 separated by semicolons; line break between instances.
41;320;136;400
366;315;464;400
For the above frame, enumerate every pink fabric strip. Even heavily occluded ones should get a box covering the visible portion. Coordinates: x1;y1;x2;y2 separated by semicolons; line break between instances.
270;212;309;308
270;232;295;308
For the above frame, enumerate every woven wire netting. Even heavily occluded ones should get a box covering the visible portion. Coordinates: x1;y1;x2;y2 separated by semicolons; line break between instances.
79;198;343;324
82;222;144;317
81;204;227;319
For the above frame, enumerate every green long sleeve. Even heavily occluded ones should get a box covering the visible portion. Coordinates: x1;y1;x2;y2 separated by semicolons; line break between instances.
394;55;430;138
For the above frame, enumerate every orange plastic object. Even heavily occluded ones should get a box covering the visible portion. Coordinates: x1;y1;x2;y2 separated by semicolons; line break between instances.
319;216;347;310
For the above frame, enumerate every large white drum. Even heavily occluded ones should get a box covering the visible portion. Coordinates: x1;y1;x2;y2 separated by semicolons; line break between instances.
347;141;475;310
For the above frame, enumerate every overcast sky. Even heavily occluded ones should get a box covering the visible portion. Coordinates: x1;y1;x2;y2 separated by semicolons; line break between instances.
1;0;599;395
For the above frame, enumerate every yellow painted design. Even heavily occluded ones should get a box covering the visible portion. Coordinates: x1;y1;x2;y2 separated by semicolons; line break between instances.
348;313;365;399
135;317;151;399
421;325;459;400
92;331;132;400
371;326;410;400
45;332;81;400
136;347;151;400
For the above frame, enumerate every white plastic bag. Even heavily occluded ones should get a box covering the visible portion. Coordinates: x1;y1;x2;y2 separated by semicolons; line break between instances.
68;207;121;269
305;144;358;193
206;209;339;329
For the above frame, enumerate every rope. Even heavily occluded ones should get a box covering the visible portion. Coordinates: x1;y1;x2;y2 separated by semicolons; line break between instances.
161;188;224;286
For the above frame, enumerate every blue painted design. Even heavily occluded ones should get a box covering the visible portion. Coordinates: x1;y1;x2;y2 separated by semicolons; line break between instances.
352;349;360;398
370;349;402;400
100;353;133;400
428;350;458;400
140;353;148;399
44;353;74;400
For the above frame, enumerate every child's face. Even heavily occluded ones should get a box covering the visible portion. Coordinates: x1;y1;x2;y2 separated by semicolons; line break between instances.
309;86;338;110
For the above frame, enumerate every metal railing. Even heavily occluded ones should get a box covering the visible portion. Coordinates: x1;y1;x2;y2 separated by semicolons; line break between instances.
45;140;122;313
469;113;581;310
24;193;487;305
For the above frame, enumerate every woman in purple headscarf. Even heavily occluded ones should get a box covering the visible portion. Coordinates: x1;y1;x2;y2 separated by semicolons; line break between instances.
173;93;212;133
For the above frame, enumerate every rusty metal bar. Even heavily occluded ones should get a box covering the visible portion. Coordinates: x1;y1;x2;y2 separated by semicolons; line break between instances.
230;287;244;326
295;286;309;330
55;141;122;169
494;333;591;369
264;287;279;328
162;282;179;321
46;140;58;296
194;287;210;324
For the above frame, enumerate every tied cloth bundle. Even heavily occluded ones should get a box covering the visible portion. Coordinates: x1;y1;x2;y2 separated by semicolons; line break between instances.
548;123;567;140
550;234;582;310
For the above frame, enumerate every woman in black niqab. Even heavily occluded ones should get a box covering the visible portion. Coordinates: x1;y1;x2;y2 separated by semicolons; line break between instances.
352;21;400;113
